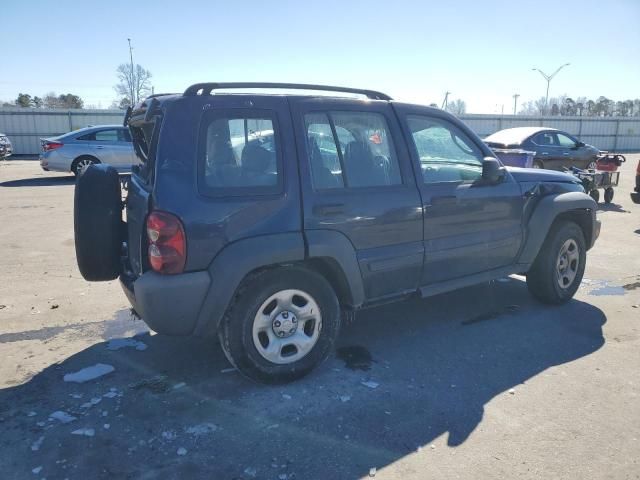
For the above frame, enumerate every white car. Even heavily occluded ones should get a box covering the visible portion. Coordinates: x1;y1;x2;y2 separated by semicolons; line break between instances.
40;125;138;176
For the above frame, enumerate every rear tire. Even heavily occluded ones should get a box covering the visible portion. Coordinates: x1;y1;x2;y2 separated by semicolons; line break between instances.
533;160;544;169
72;156;99;177
218;267;341;384
74;164;123;281
526;221;586;304
604;187;614;204
589;189;600;203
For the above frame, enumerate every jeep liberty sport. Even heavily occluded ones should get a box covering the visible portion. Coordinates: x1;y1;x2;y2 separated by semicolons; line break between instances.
74;83;601;383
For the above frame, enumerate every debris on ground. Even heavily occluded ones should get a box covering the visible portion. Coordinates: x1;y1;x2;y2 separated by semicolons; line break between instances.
71;428;95;437
49;411;77;424
129;375;171;393
282;394;292;400
162;431;177;441
176;447;187;456
31;436;44;451
244;466;257;477
50;304;59;309
339;395;351;403
63;364;115;383
32;466;43;474
508;388;515;395
81;397;102;408
106;337;147;351
27;411;37;417
103;424;110;430
186;423;218;436
103;390;119;398
220;367;236;373
361;380;379;389
369;467;377;477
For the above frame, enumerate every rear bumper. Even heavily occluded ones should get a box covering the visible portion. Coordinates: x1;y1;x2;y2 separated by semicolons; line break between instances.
120;270;211;336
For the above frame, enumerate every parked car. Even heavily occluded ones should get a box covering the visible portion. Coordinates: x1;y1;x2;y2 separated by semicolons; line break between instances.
0;133;12;159
73;83;601;383
632;159;640;204
484;127;600;171
40;125;137;176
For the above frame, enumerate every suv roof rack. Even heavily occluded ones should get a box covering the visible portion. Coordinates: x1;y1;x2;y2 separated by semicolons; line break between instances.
183;82;392;101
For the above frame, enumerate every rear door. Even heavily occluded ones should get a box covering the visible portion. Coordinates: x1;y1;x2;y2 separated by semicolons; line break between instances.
87;128;133;169
292;98;424;301
394;105;523;285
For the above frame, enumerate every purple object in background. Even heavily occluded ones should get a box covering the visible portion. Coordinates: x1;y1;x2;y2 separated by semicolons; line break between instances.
491;148;535;168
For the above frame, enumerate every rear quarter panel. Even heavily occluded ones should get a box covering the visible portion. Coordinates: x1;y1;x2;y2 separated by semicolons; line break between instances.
152;96;302;272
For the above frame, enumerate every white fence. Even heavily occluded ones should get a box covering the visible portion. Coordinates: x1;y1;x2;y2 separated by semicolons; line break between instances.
0;108;125;155
2;108;639;155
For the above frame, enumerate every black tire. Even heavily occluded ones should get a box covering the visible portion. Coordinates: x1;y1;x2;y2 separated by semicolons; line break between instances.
71;156;99;177
604;187;614;204
533;160;544;169
219;266;341;384
74;164;123;281
589;189;600;203
526;221;586;304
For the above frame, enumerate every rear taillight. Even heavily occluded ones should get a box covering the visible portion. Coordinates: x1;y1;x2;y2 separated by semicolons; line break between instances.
43;141;63;152
146;211;186;274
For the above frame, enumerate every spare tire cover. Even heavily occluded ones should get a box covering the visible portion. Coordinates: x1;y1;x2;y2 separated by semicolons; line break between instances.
74;164;123;281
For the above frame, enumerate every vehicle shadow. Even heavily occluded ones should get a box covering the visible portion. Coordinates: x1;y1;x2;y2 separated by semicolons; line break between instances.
597;202;628;213
0;278;606;479
0;176;75;187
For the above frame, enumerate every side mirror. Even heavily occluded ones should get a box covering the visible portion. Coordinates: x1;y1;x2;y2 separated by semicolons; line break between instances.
481;157;505;184
575;141;585;148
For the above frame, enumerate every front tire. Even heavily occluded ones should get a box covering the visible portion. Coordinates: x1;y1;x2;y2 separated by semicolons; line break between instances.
526;221;586;304
218;267;341;384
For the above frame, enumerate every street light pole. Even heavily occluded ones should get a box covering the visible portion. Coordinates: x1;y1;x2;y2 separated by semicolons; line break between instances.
513;94;520;115
532;63;570;115
441;91;451;110
127;38;135;105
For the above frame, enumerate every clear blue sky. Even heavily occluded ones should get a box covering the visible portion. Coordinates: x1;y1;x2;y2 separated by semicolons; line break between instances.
2;0;639;112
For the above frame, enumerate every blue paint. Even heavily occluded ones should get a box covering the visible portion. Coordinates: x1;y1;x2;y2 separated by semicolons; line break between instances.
589;284;626;296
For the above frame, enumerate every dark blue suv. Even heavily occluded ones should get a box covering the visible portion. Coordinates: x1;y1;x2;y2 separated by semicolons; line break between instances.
74;83;600;383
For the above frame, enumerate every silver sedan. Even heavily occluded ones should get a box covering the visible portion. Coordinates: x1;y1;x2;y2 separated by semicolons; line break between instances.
40;125;139;176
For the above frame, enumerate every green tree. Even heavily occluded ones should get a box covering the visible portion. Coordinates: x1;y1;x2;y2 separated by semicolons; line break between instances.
15;93;32;107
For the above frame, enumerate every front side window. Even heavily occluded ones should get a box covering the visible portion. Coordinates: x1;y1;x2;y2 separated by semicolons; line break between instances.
556;133;576;147
304;111;401;189
407;116;483;184
200;113;279;193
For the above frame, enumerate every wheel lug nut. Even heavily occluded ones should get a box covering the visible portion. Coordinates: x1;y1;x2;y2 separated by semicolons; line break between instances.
282;312;288;319
274;321;281;327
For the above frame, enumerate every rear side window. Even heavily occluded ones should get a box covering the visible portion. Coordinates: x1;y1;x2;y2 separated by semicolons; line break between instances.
304;111;401;189
198;112;281;195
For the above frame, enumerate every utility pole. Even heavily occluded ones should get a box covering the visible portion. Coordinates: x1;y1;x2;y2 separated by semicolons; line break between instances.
532;63;570;115
513;93;520;115
127;38;135;105
441;91;451;110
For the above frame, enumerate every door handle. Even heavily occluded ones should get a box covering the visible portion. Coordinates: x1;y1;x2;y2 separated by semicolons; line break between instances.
563;152;569;156
313;203;345;216
541;152;549;156
96;145;105;149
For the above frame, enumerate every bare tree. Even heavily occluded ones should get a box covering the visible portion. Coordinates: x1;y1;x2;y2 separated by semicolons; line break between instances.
114;63;152;107
445;99;467;115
